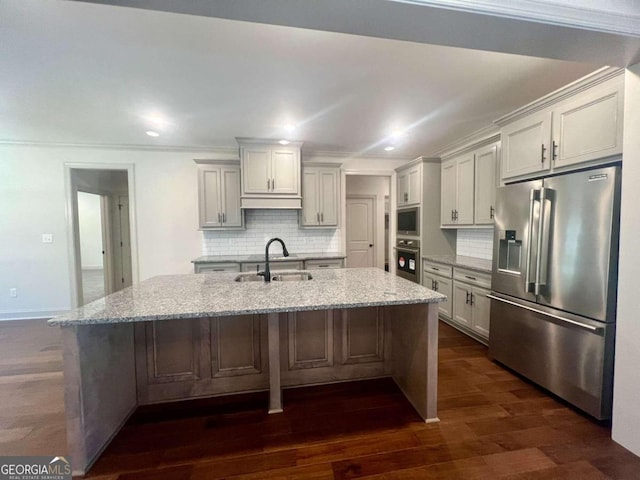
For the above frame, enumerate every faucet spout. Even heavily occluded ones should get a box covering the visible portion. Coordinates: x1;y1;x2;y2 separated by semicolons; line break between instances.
261;238;289;282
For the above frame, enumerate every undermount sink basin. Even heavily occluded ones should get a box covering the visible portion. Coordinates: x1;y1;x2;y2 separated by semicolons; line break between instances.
234;271;313;283
272;272;313;282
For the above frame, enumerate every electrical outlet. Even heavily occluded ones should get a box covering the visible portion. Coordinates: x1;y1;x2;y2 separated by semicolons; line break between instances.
42;234;53;243
9;288;17;298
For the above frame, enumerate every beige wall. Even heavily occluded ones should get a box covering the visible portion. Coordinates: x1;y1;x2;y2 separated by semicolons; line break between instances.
612;63;640;457
0;144;233;319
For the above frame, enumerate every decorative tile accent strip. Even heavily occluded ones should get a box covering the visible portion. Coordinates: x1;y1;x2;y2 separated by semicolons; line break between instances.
456;228;493;260
202;210;340;256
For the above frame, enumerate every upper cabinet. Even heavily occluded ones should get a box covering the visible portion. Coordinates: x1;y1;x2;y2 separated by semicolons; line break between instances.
474;144;498;225
237;138;303;209
498;68;624;182
440;137;500;228
301;164;340;228
440;152;475;226
196;160;244;230
397;163;421;207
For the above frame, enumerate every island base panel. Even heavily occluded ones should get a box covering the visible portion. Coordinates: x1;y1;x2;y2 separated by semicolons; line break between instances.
391;302;439;422
268;312;283;413
62;323;137;476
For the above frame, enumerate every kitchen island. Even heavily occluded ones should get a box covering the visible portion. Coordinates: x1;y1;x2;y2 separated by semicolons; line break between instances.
49;268;445;476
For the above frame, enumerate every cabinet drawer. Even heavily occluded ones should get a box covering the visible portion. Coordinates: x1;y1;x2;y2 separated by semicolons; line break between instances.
195;263;240;273
453;268;491;289
423;261;453;278
241;261;304;272
305;258;344;269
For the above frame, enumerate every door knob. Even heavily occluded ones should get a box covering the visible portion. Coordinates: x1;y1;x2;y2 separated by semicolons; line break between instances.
369;244;373;247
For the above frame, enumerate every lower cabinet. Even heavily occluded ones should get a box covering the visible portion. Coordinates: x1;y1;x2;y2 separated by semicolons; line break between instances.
423;260;491;344
135;307;390;404
194;263;241;273
304;258;344;269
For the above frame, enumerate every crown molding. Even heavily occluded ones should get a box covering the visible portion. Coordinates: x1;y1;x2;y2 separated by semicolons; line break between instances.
304;149;414;161
430;124;500;159
236;137;304;148
397;1;640;36
495;66;625;126
0;139;239;155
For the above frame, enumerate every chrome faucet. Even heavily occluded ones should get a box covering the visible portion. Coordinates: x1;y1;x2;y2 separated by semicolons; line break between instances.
259;238;289;282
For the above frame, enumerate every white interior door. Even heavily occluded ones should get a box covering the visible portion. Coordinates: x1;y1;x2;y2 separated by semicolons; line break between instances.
346;196;375;268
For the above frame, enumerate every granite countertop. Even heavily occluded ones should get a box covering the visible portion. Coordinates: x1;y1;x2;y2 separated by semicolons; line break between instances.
192;252;347;264
422;255;492;274
48;268;446;326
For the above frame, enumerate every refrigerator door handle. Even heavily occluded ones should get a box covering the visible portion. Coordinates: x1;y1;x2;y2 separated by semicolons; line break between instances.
525;189;538;293
535;187;547;296
486;294;603;334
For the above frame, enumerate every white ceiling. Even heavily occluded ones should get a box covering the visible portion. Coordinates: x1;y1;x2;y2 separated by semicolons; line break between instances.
0;0;600;157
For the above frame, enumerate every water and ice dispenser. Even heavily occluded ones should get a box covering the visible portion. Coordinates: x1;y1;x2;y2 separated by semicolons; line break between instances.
498;230;522;273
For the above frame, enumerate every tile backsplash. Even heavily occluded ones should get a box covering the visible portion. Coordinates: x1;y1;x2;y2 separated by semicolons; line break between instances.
202;210;341;255
456;228;494;260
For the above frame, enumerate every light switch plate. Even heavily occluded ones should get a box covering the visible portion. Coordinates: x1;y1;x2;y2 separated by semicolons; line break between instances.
42;234;53;243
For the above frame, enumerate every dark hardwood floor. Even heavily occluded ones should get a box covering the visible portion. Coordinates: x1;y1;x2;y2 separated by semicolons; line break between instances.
2;319;640;479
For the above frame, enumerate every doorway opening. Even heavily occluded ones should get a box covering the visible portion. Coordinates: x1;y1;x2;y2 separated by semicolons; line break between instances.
67;167;135;306
345;175;391;270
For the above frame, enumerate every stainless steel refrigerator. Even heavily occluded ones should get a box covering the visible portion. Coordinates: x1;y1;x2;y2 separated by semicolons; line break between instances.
489;164;621;420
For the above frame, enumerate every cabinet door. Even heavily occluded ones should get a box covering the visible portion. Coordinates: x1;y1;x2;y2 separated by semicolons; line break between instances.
422;271;436;290
301;169;320;226
552;79;623;169
242;148;271;194
452;283;472;328
221;167;242;227
474;144;497;225
406;166;421;205
272;149;299;195
319;169;338;226
198;167;222;228
435;276;452;320
501;110;552;180
456;154;475;225
397;172;408;206
440;160;457;225
471;286;491;339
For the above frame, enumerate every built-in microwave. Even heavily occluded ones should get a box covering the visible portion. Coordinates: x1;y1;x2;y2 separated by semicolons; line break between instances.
397;207;419;236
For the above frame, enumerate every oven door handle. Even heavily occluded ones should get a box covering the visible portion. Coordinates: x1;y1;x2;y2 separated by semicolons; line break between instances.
397;248;419;253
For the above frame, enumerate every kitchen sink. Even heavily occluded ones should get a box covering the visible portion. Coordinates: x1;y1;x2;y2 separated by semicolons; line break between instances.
234;271;313;283
272;272;313;282
234;274;265;283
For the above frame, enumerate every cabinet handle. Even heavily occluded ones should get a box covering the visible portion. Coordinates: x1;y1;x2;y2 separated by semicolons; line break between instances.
267;178;270;190
222;212;226;223
431;279;435;290
432;267;439;271
434;280;439;292
451;209;454;221
552;141;558;160
465;291;470;304
470;292;475;305
218;213;222;223
318;264;329;268
317;212;320;223
454;210;458;221
490;206;495;219
321;212;324;222
271;178;275;190
541;143;547;163
465;275;477;281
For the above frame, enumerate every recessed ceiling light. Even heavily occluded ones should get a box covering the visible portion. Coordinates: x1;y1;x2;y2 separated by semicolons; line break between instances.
279;139;290;145
391;130;404;139
385;146;395;151
146;130;160;137
283;124;296;133
144;114;170;128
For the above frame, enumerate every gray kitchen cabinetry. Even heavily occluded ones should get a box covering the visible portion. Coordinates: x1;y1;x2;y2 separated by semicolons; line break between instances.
240;260;304;272
498;68;624;182
196;160;243;230
237;138;303;209
301;165;340;227
397;163;421;207
194;263;240;273
440;153;474;226
422;260;452;319
451;267;491;344
304;258;344;269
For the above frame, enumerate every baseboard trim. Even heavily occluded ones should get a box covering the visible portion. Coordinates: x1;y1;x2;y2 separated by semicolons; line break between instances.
0;310;67;321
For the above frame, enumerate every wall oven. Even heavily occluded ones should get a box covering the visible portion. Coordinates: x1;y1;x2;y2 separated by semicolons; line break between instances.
396;238;420;283
397;207;419;237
